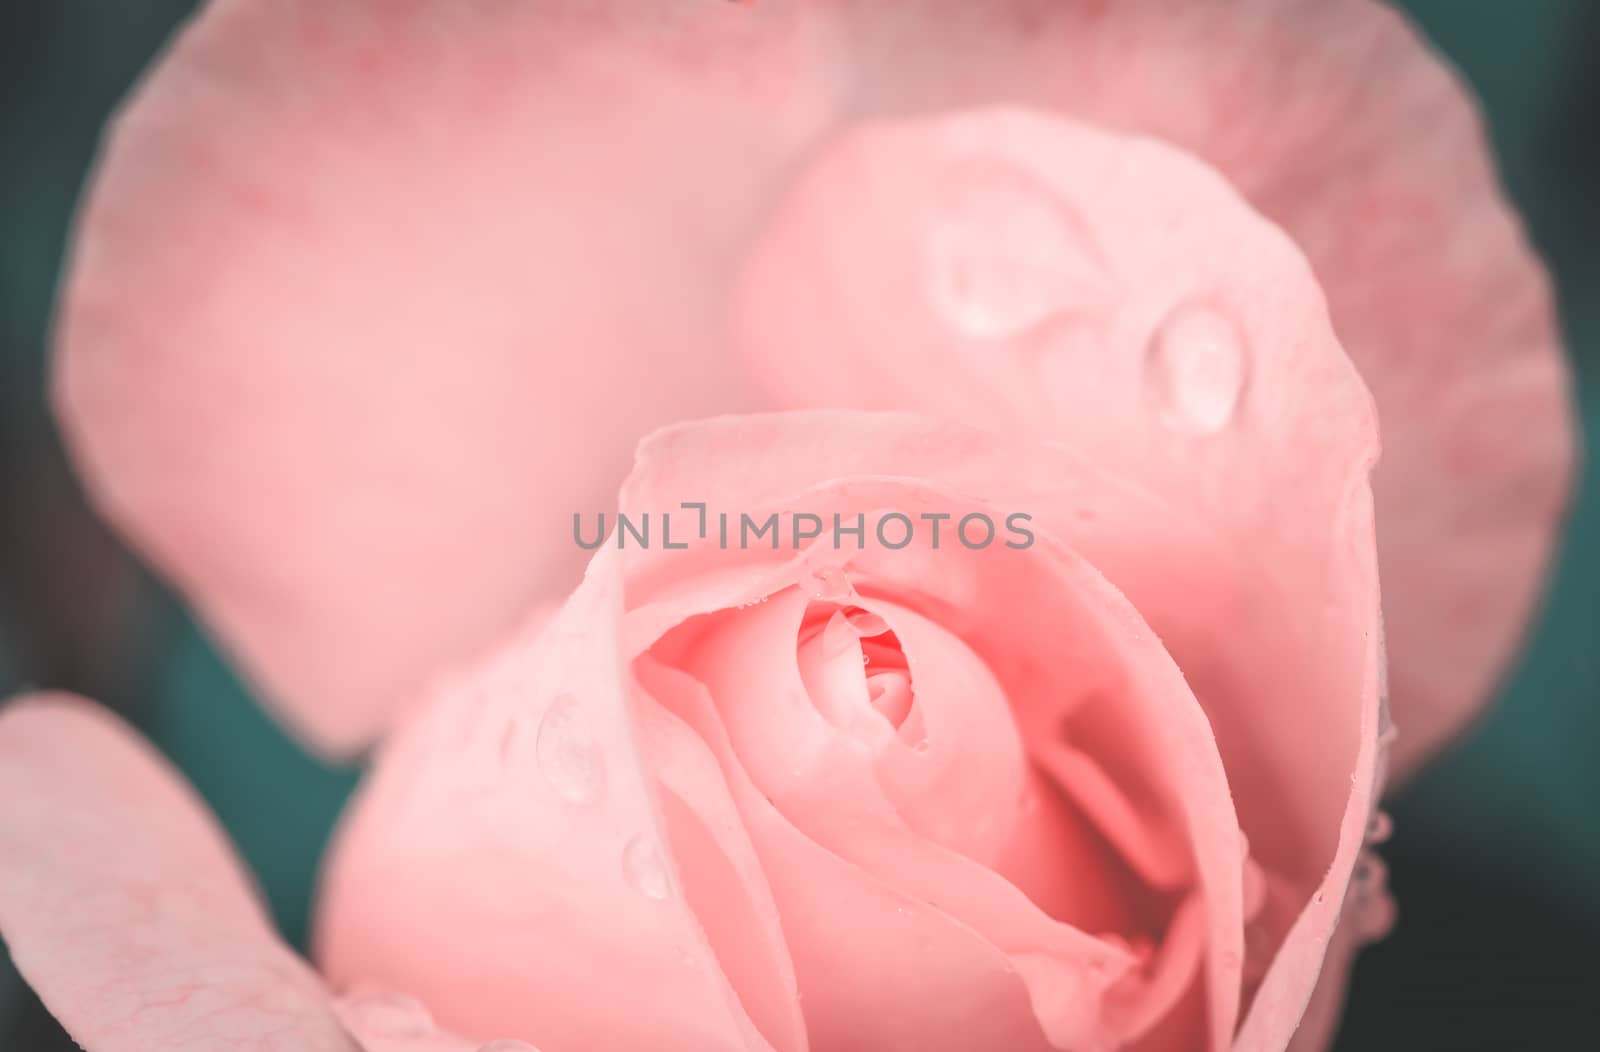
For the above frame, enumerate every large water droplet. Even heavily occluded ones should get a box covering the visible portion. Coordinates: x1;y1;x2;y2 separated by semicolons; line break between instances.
1146;304;1248;434
925;165;1099;341
535;694;603;804
343;992;433;1038
623;834;671;901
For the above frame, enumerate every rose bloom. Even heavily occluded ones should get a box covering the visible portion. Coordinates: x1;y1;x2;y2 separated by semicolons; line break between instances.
1;2;1576;1052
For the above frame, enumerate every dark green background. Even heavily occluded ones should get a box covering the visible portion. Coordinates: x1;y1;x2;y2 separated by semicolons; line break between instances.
2;3;1596;1049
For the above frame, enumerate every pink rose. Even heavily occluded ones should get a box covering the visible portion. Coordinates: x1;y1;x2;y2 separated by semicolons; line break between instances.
5;398;1386;1051
50;0;1571;779
3;1;1576;1051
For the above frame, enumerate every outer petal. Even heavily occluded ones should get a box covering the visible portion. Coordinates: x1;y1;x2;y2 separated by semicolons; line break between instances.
55;0;1567;776
821;0;1574;781
1279;853;1395;1052
314;556;791;1052
52;0;836;754
55;0;1563;773
0;692;355;1052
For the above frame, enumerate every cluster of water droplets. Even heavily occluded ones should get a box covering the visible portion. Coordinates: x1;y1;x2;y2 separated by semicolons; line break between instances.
923;166;1249;435
804;561;855;603
503;689;675;905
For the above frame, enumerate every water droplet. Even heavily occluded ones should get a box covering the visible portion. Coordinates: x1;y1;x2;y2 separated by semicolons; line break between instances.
1366;810;1393;845
623;834;671;901
805;564;853;602
477;1042;539;1052
535;694;603;804
925;164;1100;341
912;738;931;754
343;992;433;1038
1146;304;1248;434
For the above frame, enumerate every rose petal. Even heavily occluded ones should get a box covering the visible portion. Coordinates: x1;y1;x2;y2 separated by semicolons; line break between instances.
58;1;1564;777
800;0;1575;780
637;657;1063;1052
618;432;1254;1048
331;991;539;1052
52;0;836;755
621;407;1381;1049
1255;850;1395;1052
314;551;788;1052
0;692;354;1052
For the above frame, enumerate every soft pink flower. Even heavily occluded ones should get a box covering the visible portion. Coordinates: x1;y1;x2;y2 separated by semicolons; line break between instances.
7;399;1385;1050
6;1;1576;1050
51;0;1571;775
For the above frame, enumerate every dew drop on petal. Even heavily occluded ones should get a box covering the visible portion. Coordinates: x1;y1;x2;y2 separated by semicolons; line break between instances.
535;693;604;804
1146;304;1249;434
924;164;1098;341
1366;810;1394;846
343;992;433;1038
805;564;853;602
623;834;672;901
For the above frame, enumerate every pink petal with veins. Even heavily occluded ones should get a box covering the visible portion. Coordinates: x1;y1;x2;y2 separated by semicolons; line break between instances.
0;693;354;1052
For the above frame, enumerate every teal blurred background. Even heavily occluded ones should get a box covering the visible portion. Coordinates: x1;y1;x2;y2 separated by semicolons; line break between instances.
1;2;1596;1049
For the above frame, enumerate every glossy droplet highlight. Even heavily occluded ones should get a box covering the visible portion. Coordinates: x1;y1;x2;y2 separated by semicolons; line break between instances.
1146;304;1249;433
623;834;671;901
925;164;1101;341
536;693;603;804
343;992;433;1038
805;564;853;602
